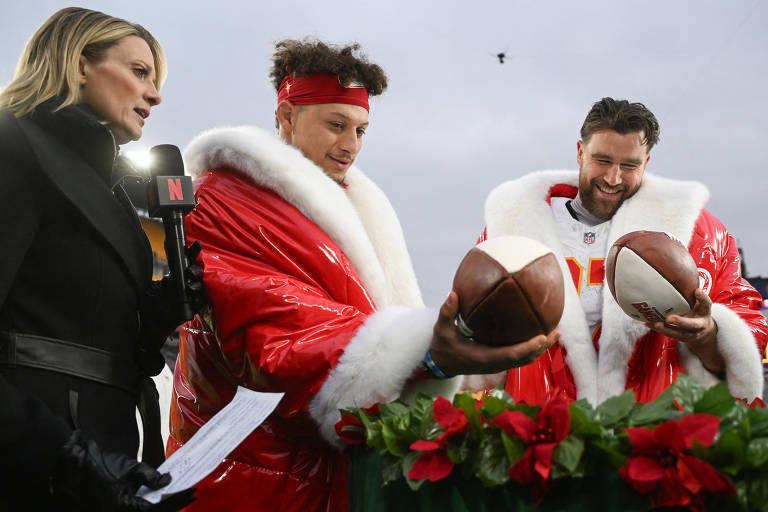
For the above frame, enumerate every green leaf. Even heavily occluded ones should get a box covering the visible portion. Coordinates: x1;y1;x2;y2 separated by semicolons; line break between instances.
476;435;511;487
488;387;515;403
569;401;605;439
446;434;471;464
552;435;585;473
420;416;443;441
410;394;434;424
390;413;415;438
402;451;426;491
590;438;629;468
514;403;541;420
694;382;737;417
629;390;676;426
381;421;408;457
746;438;768;469
724;404;749;437
381;453;403;485
745;476;768;512
482;394;513;419
693;429;746;476
379;401;410;419
454;392;484;438
358;408;373;428
667;374;706;413
362;416;384;450
500;430;526;465
571;399;596;419
595;390;636;426
748;407;768;438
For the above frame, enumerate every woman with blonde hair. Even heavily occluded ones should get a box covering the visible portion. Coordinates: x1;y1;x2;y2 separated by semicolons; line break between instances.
0;7;195;510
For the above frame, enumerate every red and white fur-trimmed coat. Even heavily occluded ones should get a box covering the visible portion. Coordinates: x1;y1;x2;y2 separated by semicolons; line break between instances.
167;126;460;512
481;170;766;405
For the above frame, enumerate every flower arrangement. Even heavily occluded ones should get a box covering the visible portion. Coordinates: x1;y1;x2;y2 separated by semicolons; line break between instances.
337;375;768;511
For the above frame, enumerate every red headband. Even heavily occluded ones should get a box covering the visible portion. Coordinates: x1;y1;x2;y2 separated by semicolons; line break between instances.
277;72;369;111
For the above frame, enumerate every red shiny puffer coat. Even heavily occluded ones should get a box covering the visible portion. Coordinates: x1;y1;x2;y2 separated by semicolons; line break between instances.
168;170;376;511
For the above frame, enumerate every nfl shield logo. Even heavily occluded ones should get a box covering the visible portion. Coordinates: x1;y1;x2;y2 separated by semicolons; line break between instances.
583;232;595;244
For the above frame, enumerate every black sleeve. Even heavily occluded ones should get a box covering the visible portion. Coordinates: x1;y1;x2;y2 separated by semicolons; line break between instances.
0;126;43;309
0;119;73;490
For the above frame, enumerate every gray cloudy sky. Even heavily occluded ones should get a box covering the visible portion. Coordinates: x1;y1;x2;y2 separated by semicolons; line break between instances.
3;0;766;305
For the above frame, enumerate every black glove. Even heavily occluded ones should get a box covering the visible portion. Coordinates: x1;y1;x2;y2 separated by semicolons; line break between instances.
181;240;206;315
51;431;195;511
152;240;206;325
139;241;206;373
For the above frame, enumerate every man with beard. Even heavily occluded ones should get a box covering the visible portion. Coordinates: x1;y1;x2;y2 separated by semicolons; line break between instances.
476;97;766;406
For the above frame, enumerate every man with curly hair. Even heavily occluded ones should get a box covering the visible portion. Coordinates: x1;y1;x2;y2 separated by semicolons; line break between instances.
166;39;557;511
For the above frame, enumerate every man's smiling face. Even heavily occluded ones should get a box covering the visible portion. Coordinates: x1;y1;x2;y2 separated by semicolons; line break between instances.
284;102;369;183
576;129;651;220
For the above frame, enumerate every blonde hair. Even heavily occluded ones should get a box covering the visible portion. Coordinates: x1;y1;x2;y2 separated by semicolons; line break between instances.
0;7;166;117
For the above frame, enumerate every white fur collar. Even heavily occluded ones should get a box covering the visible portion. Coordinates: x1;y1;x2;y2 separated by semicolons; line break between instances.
485;170;709;403
183;125;423;308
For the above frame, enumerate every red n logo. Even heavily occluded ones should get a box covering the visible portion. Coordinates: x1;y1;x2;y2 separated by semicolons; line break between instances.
168;178;183;201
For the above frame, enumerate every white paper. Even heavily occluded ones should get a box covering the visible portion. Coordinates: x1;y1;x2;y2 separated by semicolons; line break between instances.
137;386;284;504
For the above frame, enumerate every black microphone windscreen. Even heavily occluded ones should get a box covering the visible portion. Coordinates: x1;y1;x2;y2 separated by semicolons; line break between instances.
149;144;185;177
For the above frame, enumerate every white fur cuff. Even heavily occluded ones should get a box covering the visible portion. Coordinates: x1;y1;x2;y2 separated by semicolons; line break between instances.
309;306;460;448
679;303;764;400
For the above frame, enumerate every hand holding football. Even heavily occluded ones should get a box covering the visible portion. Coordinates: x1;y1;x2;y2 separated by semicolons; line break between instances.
606;230;699;322
452;236;564;346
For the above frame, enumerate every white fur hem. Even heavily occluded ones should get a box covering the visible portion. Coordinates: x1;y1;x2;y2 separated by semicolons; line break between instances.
309;307;460;448
680;303;764;400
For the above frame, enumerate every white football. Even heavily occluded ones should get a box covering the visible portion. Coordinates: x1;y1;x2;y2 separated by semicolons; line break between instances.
606;231;699;322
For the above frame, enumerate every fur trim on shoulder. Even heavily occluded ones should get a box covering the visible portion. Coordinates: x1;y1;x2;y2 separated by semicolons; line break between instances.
485;170;598;402
344;168;423;307
309;306;460;448
603;172;709;249
678;303;764;400
182;125;421;309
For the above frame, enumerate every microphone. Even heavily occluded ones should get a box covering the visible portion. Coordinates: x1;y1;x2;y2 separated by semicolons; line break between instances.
146;145;196;321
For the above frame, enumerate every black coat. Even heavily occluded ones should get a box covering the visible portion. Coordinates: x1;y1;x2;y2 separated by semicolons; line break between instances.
0;100;166;505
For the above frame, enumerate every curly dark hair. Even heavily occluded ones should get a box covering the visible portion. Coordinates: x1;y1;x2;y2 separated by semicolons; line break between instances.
580;98;660;150
269;38;387;96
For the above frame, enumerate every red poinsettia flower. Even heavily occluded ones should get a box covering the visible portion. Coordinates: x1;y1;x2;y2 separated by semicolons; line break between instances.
335;411;365;445
433;395;469;443
619;414;735;511
492;392;570;485
407;396;469;482
407;443;454;482
746;396;766;409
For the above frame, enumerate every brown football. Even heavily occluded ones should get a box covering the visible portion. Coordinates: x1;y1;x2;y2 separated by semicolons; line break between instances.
605;230;699;322
452;236;564;346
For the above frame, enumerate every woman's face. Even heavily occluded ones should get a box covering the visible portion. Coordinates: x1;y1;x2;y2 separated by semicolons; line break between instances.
79;35;161;144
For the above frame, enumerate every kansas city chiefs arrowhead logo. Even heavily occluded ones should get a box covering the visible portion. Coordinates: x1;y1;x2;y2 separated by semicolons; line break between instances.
697;268;712;295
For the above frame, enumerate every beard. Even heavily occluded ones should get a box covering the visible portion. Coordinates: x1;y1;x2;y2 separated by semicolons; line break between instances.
577;171;639;221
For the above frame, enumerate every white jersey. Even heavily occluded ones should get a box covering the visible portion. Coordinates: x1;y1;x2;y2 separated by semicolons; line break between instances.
551;197;611;338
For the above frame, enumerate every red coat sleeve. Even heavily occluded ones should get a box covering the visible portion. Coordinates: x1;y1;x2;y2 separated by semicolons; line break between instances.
693;210;767;356
683;210;767;399
184;171;375;418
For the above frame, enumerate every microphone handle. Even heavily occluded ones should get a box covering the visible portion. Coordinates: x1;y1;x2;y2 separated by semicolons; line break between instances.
164;210;194;322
